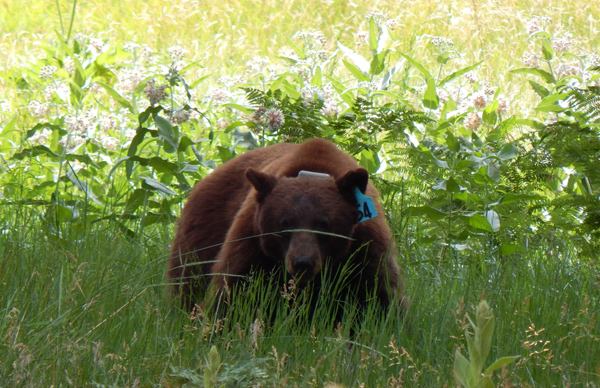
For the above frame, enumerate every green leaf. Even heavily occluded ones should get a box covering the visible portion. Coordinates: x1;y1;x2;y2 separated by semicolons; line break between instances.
222;103;255;115
338;42;370;74
26;122;67;138
528;80;550;98
155;115;177;153
535;92;569;113
439;61;483;86
423;78;439;110
311;66;322;87
484;356;520;375
406;205;446;221
467;334;483;373
65;169;103;206
399;52;433;80
342;59;370;82
514;118;544;130
482;101;499;126
359;148;380;173
465;213;494;232
370;50;389;76
125;188;147;213
142;177;176;196
510;68;556;84
499;244;526;255
475;377;495;388
369;16;378;53
446;131;460;152
11;145;60;160
94;81;134;113
286;36;306;60
432;177;462;192
126;126;152;178
454;351;474;388
479;316;495;363
541;38;554;61
189;73;212;89
497;143;519;160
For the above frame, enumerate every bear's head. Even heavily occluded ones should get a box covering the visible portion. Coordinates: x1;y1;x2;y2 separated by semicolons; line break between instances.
245;167;369;285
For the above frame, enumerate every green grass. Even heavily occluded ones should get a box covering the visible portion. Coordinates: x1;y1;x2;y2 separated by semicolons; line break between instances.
1;203;598;386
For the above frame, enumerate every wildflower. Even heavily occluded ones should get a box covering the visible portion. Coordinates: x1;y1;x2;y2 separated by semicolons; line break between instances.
39;65;57;79
552;32;574;53
28;100;50;119
118;68;145;92
216;118;229;129
167;45;188;60
89;38;105;53
497;96;510;114
522;52;540;68
430;36;453;46
171;109;190;125
143;79;168;106
29;129;52;145
279;47;300;61
99;116;117;132
250;106;267;125
555;62;579;78
385;18;399;30
526;16;552;35
366;11;387;23
65;114;91;136
209;87;230;105
301;86;318;101
438;89;450;103
263;107;285;131
123;42;141;53
317;50;329;61
100;136;119;151
464;111;481;130
44;83;71;102
586;54;600;67
472;92;487;109
63;57;75;74
464;71;478;83
321;99;340;117
355;31;369;46
298;31;326;46
73;33;87;43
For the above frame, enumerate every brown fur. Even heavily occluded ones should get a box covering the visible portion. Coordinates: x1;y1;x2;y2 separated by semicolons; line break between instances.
167;138;403;311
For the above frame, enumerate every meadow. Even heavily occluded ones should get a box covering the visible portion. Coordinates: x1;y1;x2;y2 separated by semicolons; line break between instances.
0;0;599;386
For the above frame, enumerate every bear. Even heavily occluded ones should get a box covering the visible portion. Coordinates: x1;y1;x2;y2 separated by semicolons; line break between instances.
167;138;403;315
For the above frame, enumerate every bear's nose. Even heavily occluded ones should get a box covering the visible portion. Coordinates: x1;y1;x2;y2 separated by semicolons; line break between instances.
292;256;314;275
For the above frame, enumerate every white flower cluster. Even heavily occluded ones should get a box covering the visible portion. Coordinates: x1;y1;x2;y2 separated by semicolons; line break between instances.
525;16;553;35
28;100;50;119
39;65;57;79
167;45;188;60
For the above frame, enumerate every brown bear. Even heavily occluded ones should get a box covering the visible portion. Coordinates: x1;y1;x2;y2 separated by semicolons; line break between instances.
167;138;402;313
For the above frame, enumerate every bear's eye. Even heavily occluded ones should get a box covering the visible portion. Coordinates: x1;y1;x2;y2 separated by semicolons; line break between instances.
280;219;292;231
316;219;330;231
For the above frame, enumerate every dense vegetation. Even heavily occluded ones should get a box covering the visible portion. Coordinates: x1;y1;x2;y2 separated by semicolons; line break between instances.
0;1;598;386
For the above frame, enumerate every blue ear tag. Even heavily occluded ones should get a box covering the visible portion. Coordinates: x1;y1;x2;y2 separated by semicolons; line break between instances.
354;187;377;223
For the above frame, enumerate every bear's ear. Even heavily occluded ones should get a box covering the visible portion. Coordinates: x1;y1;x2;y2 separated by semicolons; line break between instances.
246;168;278;202
336;168;369;198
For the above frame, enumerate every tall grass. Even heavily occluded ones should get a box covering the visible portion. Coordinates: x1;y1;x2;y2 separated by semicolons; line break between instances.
1;202;598;385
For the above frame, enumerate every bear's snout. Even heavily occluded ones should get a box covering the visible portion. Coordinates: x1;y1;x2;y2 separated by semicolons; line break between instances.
285;232;322;284
292;256;314;274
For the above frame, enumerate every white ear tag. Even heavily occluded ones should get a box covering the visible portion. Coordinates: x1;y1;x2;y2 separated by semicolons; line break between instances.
298;170;331;179
354;187;377;223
